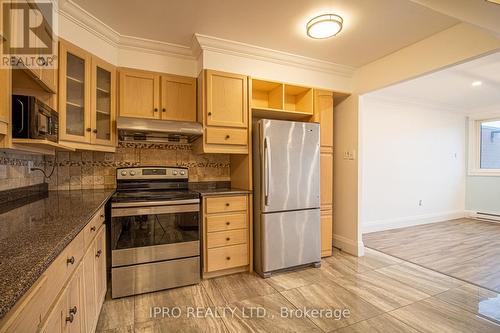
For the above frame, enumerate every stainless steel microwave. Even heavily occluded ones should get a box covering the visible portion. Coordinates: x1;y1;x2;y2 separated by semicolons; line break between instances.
12;95;58;142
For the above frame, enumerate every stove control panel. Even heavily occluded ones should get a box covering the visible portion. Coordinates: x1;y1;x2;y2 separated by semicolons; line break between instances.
117;167;188;180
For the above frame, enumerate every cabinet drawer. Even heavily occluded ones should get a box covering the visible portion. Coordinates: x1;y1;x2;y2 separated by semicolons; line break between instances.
206;213;247;232
83;206;105;249
207;229;248;249
205;195;247;214
205;127;247;146
207;244;248;272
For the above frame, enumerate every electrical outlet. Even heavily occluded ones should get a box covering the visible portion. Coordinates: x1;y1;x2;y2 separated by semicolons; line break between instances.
27;161;33;174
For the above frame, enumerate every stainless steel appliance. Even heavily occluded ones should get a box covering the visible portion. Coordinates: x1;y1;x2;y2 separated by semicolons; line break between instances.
12;95;58;142
117;116;203;143
253;119;321;278
110;167;201;298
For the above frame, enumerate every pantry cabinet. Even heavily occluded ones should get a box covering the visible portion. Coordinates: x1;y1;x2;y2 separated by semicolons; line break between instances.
118;68;196;122
59;39;116;151
314;89;334;257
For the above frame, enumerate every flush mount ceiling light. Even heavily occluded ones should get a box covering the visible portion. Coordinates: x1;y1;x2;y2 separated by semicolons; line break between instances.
306;14;343;39
472;81;483;87
485;0;500;5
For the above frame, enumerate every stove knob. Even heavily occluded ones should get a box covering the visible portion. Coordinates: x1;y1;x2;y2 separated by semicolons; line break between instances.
180;171;186;175
120;171;127;176
130;171;136;176
172;171;178;176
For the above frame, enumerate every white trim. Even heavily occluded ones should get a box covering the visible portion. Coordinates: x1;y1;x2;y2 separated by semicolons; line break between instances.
363;94;463;114
332;234;365;257
362;210;466;233
58;0;355;77
194;34;355;77
467;115;500;177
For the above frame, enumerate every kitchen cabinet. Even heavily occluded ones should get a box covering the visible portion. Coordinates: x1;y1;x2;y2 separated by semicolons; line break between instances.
118;68;196;122
194;70;249;154
0;206;107;333
314;89;333;257
202;194;251;277
59;39;116;151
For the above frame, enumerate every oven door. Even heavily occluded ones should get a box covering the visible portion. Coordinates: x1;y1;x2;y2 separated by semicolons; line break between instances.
111;202;200;267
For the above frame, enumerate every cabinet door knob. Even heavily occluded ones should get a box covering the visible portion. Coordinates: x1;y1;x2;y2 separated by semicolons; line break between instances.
92;129;97;134
69;306;77;315
96;249;102;258
162;108;166;112
208;112;212;116
90;226;96;232
66;314;74;323
226;237;230;241
100;214;104;218
225;203;230;207
225;135;230;139
226;256;231;260
86;128;91;132
154;108;158;112
67;256;75;265
225;221;230;226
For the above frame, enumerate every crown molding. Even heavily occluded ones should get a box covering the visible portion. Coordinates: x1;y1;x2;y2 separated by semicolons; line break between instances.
193;33;355;77
58;0;195;59
58;0;355;76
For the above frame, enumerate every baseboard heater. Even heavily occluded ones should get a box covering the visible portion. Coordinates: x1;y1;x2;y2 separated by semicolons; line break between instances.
473;212;500;223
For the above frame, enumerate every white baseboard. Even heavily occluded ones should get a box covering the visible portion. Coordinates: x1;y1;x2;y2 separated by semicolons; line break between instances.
332;234;365;256
362;210;466;234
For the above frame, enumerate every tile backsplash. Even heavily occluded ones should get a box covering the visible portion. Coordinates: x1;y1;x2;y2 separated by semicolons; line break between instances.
0;151;45;191
45;142;231;190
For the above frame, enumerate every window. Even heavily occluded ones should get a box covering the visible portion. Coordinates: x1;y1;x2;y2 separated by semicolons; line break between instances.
469;116;500;176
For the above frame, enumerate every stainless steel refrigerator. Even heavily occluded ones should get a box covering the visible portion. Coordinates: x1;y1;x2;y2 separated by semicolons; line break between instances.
253;119;321;278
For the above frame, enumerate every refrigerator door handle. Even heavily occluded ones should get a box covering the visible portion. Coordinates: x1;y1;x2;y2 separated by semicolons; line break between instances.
264;136;270;205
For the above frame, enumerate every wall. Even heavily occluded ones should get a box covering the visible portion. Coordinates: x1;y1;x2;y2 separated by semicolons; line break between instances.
0;151;45;191
45;142;230;190
360;96;466;233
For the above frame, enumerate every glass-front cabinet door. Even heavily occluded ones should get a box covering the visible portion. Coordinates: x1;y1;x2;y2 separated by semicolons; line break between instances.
91;58;116;146
59;41;91;143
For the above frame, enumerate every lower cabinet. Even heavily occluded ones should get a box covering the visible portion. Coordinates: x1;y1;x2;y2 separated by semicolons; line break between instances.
202;194;251;278
320;210;333;257
0;207;107;333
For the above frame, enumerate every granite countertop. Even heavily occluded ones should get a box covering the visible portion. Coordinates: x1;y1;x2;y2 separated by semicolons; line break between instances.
195;188;252;196
0;189;115;320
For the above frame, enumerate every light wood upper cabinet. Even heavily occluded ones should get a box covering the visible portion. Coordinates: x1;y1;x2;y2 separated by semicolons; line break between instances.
161;74;196;122
91;57;116;147
59;39;116;150
59;40;92;144
205;70;248;128
119;69;160;119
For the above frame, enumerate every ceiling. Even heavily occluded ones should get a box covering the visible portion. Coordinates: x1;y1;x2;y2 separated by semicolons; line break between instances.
367;51;500;113
70;0;459;67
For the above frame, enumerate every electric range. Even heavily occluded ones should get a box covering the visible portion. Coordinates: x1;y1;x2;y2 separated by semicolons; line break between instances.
110;167;201;298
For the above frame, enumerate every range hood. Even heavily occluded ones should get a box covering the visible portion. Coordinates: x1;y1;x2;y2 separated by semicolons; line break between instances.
117;117;203;143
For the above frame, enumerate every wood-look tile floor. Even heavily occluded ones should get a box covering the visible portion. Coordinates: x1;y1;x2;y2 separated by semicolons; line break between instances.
363;218;500;293
96;247;500;332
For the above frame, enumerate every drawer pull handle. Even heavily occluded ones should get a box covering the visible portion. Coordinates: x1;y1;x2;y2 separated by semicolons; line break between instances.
225;135;230;139
226;222;230;226
226;237;230;241
225;203;230;207
96;250;102;258
226;256;231;260
66;314;74;323
90;226;96;232
69;306;78;315
67;256;75;265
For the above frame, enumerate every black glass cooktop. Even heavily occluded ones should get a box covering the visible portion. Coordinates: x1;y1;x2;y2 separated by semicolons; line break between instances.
112;190;200;203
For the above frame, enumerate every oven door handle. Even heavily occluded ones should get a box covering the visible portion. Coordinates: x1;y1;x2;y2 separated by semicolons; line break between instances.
112;204;200;217
16;99;24;134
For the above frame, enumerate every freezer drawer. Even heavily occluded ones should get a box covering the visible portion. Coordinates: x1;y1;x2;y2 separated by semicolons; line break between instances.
260;209;320;274
112;256;200;298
